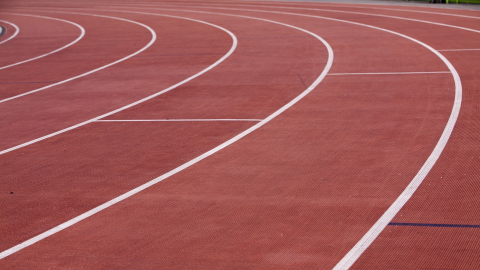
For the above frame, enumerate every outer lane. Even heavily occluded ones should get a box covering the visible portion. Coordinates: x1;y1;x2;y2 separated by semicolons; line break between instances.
0;2;463;269
168;2;480;269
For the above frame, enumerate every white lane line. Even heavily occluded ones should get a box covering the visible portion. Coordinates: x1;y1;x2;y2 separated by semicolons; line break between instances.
120;4;463;269
148;2;480;35
0;11;155;104
328;71;450;75
313;3;480;20
0;10;237;157
0;13;85;70
95;119;263;122
0;19;19;45
190;1;480;14
0;9;333;260
438;48;480;51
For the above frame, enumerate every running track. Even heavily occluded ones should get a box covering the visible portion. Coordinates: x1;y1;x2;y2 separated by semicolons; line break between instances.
0;0;479;269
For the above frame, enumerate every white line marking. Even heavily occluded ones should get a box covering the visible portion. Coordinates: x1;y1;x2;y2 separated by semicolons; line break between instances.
95;119;263;122
141;2;480;35
0;19;19;45
313;3;480;20
0;11;155;104
117;4;463;269
328;71;450;75
192;1;480;14
438;48;480;51
0;13;85;70
0;10;236;156
0;8;333;260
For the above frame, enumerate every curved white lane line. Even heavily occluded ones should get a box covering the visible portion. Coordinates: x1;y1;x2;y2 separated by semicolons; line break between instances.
0;13;85;70
275;1;480;13
0;19;19;45
0;11;155;104
174;2;480;20
0;9;333;260
0;11;237;157
279;1;480;17
134;2;480;35
315;3;480;20
0;10;237;156
119;5;463;269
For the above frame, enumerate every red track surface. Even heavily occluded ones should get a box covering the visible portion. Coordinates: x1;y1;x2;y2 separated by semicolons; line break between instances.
0;0;478;269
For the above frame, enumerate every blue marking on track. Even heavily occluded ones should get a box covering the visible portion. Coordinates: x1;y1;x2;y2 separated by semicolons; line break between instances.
389;222;480;228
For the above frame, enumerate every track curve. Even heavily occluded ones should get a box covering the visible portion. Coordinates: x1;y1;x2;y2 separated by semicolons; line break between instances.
0;1;478;269
0;13;85;70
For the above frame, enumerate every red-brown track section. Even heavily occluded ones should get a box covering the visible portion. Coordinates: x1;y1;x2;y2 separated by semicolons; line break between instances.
0;11;153;103
0;14;80;68
0;0;476;269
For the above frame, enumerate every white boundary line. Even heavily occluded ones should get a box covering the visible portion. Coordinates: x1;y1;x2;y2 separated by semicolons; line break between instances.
227;0;480;13
0;10;237;156
0;8;333;260
295;2;480;20
115;4;463;269
0;19;19;45
0;13;85;70
95;119;263;122
0;11;156;104
328;71;450;75
438;48;480;51
132;2;480;35
192;2;480;20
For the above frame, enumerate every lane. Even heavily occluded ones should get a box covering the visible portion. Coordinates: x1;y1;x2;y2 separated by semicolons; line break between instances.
0;4;456;269
93;3;472;268
142;2;480;35
190;2;480;269
0;9;236;154
0;13;85;70
0;7;332;262
353;50;480;269
275;3;480;32
317;2;480;17
0;10;153;102
0;15;78;67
